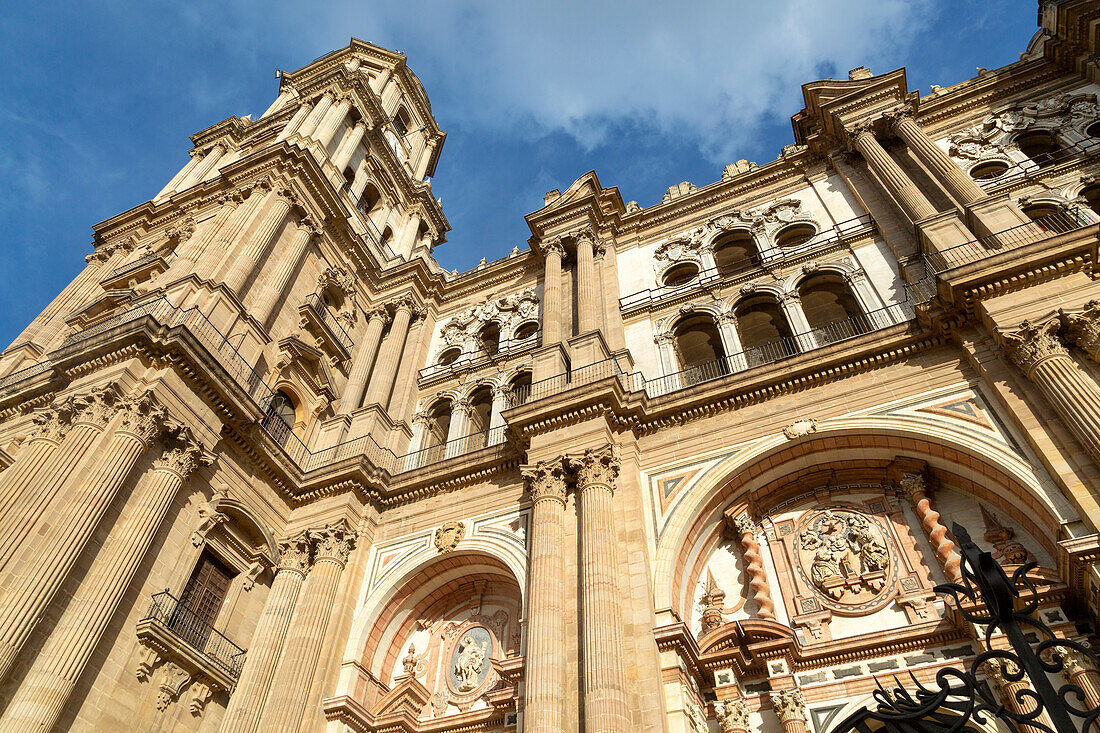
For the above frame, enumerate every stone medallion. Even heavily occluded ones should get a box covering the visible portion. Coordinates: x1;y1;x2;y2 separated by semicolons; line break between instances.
793;507;898;614
446;625;493;698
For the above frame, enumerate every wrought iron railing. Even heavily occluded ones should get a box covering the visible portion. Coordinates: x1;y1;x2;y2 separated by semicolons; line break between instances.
418;332;542;384
398;426;507;472
303;293;353;351
976;136;1100;189
144;590;246;679
514;355;633;406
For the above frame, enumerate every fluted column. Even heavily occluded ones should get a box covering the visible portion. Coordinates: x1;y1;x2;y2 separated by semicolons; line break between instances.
156;151;205;198
487;385;509;445
349;157;371;200
771;689;809;733
363;297;416;407
715;698;750;733
313;94;352;148
0;390;166;681
984;659;1054;733
444;399;471;458
542;241;565;345
0;427;206;732
888;111;986;206
173;192;239;275
0;387;118;570
568;445;630;733
223;185;297;297
732;516;776;620
180;144;226;190
341;305;390;414
252;218;318;326
276;102;313;142
1003;318;1100;466
219;534;312;733
203;182;271;282
332;121;367;171
576;230;601;334
898;472;962;581
1058;648;1100;714
395;211;422;258
0;403;74;537
521;459;569;733
294;92;333;139
254;522;353;732
849;123;938;223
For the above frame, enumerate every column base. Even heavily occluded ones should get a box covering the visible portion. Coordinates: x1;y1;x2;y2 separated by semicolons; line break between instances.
532;342;570;382
347;403;403;450
965;194;1032;241
568;330;611;368
916;210;979;255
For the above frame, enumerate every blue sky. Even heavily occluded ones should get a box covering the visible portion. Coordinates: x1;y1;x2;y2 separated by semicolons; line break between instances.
0;0;1037;347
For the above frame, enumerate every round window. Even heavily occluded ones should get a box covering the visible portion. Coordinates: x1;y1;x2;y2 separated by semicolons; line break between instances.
514;321;538;340
438;347;462;366
775;224;816;248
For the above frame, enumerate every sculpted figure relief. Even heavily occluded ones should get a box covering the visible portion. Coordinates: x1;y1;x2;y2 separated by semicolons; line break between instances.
796;509;893;606
454;634;487;692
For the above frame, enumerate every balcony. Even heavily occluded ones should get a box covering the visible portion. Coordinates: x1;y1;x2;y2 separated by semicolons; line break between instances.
418;331;542;385
136;591;246;693
99;251;176;290
974;138;1100;190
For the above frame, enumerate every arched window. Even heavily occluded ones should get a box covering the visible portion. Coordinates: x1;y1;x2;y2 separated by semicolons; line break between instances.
662;262;699;288
424;399;452;459
467;386;494;451
1087;121;1100;139
358;184;382;219
379;226;394;251
1015;130;1059;167
392;107;411;138
712;231;758;277
774;223;817;249
342;166;355;188
509;371;532;407
479;322;501;356
798;273;868;343
734;295;796;365
1082;185;1100;217
263;390;298;446
673;313;729;381
969;161;1009;180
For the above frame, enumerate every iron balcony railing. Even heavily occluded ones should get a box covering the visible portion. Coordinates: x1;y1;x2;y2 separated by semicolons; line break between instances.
512;355;634;407
303;293;353;351
975;136;1100;189
144;590;246;679
418;332;542;384
619;214;875;311
399;426;508;472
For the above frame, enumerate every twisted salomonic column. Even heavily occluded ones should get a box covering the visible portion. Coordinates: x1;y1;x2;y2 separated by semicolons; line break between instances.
254;521;353;732
364;296;417;408
1058;648;1100;714
220;534;312;733
732;515;776;620
1003;318;1100;467
0;390;166;681
0;402;74;535
0;386;119;568
276;101;313;142
313;92;353;148
898;472;962;582
294;92;334;140
251;217;319;326
521;459;569;733
568;445;630;733
886;110;986;206
984;659;1054;733
223;184;297;297
341;305;390;414
715;698;750;733
542;240;565;345
0;426;207;732
332;120;367;171
848;121;938;223
771;689;809;733
576;230;601;334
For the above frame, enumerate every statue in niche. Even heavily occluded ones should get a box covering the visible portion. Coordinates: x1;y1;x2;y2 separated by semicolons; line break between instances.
454;634;487;692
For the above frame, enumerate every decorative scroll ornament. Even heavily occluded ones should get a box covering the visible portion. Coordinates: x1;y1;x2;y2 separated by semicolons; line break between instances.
28;399;76;444
1001;318;1066;375
316;266;358;326
715;698;750;731
797;509;892;606
434;521;466;553
980;505;1030;565
439;287;539;348
1063;300;1100;358
782;418;818;439
522;459;567;505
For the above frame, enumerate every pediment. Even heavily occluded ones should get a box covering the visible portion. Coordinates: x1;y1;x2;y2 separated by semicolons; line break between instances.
525;170;626;244
370;676;432;718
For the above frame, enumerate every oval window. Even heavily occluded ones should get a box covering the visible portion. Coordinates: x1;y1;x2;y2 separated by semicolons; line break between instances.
662;263;700;287
438;347;462;366
514;321;538;340
775;224;816;248
969;161;1009;180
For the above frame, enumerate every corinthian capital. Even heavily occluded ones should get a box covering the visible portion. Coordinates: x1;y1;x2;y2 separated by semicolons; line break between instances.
1001;319;1066;375
715;698;750;732
311;520;355;566
521;458;567;505
27;399;76;444
1063;300;1100;359
72;384;123;429
566;444;620;490
117;391;169;445
770;689;807;723
154;424;210;479
542;239;566;259
365;304;392;326
277;533;313;576
882;101;916;128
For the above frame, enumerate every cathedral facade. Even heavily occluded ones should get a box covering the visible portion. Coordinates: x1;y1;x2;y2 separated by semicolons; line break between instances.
2;2;1100;731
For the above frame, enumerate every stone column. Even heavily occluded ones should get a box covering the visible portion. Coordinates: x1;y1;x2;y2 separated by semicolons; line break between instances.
341;305;390;414
779;293;815;351
294;92;334;140
156;151;205;199
444;399;471;458
576;231;601;335
888;112;986;206
261;89;295;119
732;516;776;620
1002;318;1100;467
192;191;253;281
898;472;962;582
771;689;809;733
521;459;569;733
0;428;206;733
204;181;272;282
180;144;226;190
0;391;166;681
174;192;240;273
542;241;565;345
395;211;423;258
276;102;313;142
313;94;352;149
0;403;73;535
1058;648;1100;713
487;385;509;446
715;698;750;733
568;445;630;733
219;534;312;733
985;659;1054;733
849;123;939;223
252;218;318;326
332;121;367;171
254;522;353;732
223;185;297;298
349;157;372;200
0;387;118;569
363;297;415;408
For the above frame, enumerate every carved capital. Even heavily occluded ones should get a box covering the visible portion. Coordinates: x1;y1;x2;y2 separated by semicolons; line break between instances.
27;400;76;444
522;458;567;506
566;444;620;491
390;294;416;314
277;533;312;576
733;514;759;537
365;304;392;326
770;689;807;723
715;698;750;732
153;426;210;480
898;472;928;501
543;240;566;260
983;657;1023;694
1059;648;1096;678
311;520;355;566
1064;300;1100;359
1001;318;1067;375
72;385;123;429
116;391;168;445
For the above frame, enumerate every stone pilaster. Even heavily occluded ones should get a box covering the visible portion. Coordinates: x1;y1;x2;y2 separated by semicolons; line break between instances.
542;240;565;345
521;458;569;733
898;472;962;582
1003;318;1100;467
223;184;298;297
848;122;939;223
0;401;74;538
0;426;207;732
251;217;318;325
771;689;809;733
0;390;167;681
364;296;417;408
568;445;630;733
576;230;601;335
219;534;312;733
276;102;313;142
254;521;353;732
341;305;391;414
295;92;334;139
732;515;776;620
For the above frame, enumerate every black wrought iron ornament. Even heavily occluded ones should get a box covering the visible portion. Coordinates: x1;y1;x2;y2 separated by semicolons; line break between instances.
834;523;1100;733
